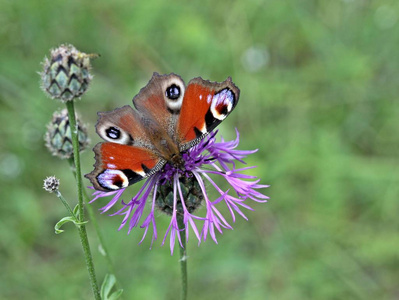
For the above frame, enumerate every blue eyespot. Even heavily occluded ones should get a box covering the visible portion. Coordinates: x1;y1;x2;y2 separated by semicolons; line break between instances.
106;127;120;139
166;84;180;100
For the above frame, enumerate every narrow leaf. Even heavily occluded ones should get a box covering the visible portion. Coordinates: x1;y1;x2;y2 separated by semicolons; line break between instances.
54;216;75;234
108;289;123;300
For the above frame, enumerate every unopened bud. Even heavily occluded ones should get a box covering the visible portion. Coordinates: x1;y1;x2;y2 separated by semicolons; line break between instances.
45;109;89;159
40;44;96;102
43;176;60;193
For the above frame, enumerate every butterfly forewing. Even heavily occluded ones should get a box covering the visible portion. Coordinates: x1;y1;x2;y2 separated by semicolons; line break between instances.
177;77;240;151
95;105;153;148
133;73;186;133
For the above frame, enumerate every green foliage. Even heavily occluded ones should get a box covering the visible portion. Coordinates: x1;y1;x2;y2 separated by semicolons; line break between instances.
0;0;398;299
54;204;88;234
101;274;123;300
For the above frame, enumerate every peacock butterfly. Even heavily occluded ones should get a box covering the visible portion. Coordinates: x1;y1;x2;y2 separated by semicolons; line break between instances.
85;73;240;191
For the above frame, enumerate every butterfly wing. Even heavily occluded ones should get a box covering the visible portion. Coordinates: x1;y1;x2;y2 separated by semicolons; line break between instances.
86;142;165;191
86;73;240;191
86;104;166;191
177;77;240;151
95;105;153;148
133;73;186;137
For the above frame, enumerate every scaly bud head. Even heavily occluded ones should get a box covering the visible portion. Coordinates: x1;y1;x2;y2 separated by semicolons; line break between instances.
155;174;203;216
45;109;89;159
40;44;96;102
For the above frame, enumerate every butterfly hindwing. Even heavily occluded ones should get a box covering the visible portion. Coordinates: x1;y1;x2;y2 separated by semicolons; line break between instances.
85;143;165;191
177;77;240;150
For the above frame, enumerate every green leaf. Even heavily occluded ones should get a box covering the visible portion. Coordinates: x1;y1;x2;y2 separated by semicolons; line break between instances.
101;274;115;298
73;204;80;217
108;289;123;300
54;215;88;234
54;216;76;234
101;274;123;300
72;204;88;226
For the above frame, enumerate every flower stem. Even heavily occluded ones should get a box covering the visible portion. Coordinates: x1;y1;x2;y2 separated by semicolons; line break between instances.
55;190;75;217
177;217;188;300
82;187;120;289
65;102;84;222
66;101;100;300
70;156;121;289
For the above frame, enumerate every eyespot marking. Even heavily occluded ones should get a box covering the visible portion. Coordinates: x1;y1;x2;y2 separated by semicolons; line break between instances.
106;127;121;139
97;169;129;190
98;123;133;145
210;88;235;120
162;79;185;112
165;84;181;100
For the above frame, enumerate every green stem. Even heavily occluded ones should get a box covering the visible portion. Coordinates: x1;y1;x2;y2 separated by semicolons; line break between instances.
177;217;188;300
78;225;100;299
66;101;100;300
68;158;120;290
55;190;75;217
65;102;84;222
82;189;120;289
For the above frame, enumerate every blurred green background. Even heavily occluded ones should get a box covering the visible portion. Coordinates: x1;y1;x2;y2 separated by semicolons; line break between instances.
1;0;398;299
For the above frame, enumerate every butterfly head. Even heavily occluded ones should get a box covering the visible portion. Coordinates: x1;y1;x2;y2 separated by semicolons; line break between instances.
170;153;186;170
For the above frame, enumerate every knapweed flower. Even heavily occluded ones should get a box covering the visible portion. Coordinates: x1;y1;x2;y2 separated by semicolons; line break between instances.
90;130;268;254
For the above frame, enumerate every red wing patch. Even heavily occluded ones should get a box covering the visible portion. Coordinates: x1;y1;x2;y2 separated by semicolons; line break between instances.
177;77;240;150
177;82;215;143
85;143;165;191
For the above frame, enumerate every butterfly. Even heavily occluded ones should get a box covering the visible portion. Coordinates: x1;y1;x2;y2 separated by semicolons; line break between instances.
85;73;240;191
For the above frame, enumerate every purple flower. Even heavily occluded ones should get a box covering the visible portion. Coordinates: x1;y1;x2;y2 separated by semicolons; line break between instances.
90;129;269;254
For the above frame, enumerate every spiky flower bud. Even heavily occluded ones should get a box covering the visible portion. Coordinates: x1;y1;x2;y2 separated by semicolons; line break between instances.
40;44;96;102
155;175;203;215
43;176;60;193
45;109;89;159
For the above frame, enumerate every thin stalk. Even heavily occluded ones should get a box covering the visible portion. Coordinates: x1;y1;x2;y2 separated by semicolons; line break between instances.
177;217;188;300
69;157;120;290
82;189;120;288
65;102;84;222
66;101;100;300
55;190;75;217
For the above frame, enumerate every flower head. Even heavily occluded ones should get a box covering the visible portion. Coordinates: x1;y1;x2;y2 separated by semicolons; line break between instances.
40;44;97;102
90;129;268;254
43;176;60;193
45;109;90;159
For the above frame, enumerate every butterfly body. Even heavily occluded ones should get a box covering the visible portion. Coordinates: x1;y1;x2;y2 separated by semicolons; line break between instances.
137;121;185;169
86;73;240;191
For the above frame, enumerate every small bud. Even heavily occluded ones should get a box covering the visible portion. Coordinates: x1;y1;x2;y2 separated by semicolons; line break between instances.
40;44;96;102
155;175;203;215
45;109;90;159
43;176;60;193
